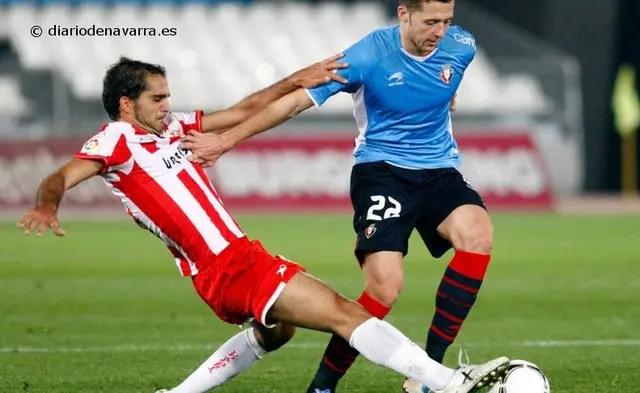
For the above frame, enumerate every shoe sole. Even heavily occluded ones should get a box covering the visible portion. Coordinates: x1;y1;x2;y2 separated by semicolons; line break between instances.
466;358;510;393
401;358;509;393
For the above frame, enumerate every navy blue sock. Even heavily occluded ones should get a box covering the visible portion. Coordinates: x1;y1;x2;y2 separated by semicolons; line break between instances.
306;292;391;392
426;251;491;363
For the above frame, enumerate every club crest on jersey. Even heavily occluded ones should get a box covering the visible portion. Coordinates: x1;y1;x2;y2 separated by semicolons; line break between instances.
164;123;184;138
364;223;377;239
440;64;454;85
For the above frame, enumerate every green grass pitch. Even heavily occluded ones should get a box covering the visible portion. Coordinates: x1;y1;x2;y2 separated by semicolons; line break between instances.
0;212;638;392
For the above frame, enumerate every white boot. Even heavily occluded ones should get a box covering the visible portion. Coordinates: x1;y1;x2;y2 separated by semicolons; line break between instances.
403;349;509;393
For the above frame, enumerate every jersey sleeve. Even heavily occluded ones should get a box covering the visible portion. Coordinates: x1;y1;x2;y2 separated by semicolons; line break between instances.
74;127;131;174
171;110;204;134
449;26;477;69
305;36;375;107
461;36;476;69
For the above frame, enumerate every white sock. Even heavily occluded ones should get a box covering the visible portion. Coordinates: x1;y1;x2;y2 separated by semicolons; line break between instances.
169;328;266;393
349;318;455;391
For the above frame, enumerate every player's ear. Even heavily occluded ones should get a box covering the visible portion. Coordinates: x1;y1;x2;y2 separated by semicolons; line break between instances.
119;96;133;117
397;5;410;23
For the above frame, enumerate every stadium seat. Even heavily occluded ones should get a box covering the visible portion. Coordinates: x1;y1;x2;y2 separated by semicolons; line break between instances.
0;76;30;117
0;1;551;114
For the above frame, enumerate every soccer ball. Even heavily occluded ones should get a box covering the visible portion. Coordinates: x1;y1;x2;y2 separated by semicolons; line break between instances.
487;359;550;393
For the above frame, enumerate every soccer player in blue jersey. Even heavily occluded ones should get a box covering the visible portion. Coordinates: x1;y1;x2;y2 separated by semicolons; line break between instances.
181;1;497;392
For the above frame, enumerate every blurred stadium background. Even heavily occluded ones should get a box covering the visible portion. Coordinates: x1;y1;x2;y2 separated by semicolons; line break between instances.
1;1;639;392
0;0;638;213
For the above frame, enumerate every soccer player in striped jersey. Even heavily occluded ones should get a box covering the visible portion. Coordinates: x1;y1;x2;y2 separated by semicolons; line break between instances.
18;56;508;393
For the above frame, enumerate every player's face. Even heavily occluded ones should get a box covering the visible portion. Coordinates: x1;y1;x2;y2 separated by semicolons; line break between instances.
399;1;454;55
133;74;171;134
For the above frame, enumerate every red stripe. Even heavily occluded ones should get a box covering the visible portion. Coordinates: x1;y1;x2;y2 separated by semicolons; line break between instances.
111;134;133;165
193;165;221;201
449;251;491;280
435;307;464;324
437;291;473;307
75;134;131;174
322;355;346;373
192;165;244;231
195;110;203;133
449;297;474;308
177;169;234;242
116;164;213;274
442;276;479;294
429;325;455;342
73;154;109;171
167;246;191;276
357;291;391;319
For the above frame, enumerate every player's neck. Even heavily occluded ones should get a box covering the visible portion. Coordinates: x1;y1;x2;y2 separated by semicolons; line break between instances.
406;47;435;57
121;117;162;136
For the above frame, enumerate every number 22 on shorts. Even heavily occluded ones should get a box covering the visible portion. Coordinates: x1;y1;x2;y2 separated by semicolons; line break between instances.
366;195;402;221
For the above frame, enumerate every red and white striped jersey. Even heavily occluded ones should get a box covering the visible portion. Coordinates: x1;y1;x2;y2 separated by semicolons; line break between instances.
74;111;246;276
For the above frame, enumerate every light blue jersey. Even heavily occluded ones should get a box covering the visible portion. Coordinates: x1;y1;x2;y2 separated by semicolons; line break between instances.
306;24;476;169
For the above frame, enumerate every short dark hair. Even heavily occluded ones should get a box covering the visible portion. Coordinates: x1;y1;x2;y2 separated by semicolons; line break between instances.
399;0;452;12
102;57;166;121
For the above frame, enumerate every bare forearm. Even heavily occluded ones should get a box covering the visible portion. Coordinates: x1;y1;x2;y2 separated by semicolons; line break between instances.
234;76;299;111
35;172;66;209
221;94;303;149
200;77;303;134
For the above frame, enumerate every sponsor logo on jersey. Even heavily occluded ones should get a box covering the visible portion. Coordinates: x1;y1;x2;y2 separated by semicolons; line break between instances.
162;147;189;169
453;33;476;48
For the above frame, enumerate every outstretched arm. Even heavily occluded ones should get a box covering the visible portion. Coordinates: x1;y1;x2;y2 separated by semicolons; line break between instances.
181;40;370;166
200;53;347;134
221;89;314;149
17;158;104;236
180;89;314;167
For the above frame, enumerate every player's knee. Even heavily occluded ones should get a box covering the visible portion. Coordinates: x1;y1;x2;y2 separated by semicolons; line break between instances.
456;221;493;254
442;206;494;254
362;252;403;307
475;226;494;253
364;279;402;307
253;322;296;353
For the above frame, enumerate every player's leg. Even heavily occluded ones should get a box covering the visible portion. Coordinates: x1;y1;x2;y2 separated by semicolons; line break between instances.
306;252;402;392
307;162;419;393
422;170;493;363
161;321;295;393
268;271;509;393
404;169;493;393
158;243;297;393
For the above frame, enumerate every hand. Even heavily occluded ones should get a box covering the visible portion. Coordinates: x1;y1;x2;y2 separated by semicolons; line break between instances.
450;94;457;113
180;131;232;168
291;52;349;89
17;205;66;237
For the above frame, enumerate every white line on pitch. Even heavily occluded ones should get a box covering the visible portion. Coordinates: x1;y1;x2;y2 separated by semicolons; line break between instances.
2;339;640;354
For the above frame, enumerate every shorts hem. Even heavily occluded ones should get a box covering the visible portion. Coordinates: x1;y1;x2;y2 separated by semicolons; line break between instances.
354;245;407;265
258;281;288;328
